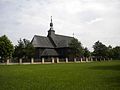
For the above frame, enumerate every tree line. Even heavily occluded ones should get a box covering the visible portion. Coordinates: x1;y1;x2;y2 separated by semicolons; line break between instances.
69;38;120;60
0;35;35;62
0;35;120;62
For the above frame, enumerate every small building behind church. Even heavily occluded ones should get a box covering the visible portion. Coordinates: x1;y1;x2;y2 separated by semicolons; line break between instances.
31;17;74;60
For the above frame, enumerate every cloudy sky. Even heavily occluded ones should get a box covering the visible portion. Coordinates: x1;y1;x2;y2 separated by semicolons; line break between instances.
0;0;120;51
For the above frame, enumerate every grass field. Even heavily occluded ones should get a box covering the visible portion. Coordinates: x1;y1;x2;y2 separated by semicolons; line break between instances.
0;61;120;90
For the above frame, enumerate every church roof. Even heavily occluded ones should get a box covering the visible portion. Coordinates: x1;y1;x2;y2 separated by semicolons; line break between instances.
41;49;58;56
52;34;73;48
32;35;54;48
31;17;74;48
32;34;73;48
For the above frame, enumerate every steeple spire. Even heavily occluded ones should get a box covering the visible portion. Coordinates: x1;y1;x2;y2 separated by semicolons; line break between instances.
51;16;52;23
48;16;55;37
50;16;53;30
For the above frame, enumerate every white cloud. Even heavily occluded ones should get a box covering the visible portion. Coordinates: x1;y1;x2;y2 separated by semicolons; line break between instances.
87;18;103;24
0;0;120;51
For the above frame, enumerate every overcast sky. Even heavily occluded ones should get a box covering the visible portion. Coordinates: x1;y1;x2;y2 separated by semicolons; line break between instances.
0;0;120;51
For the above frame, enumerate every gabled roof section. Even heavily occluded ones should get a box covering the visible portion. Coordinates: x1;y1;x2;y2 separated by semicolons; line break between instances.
51;34;74;48
31;35;54;48
41;49;58;56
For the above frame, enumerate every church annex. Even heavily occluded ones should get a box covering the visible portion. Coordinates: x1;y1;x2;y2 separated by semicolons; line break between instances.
31;17;74;59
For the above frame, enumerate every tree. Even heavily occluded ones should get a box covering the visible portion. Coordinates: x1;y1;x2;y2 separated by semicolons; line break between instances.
13;39;35;59
112;46;120;60
107;45;114;59
69;38;84;58
0;35;14;61
23;39;35;59
83;47;91;58
93;41;108;59
13;39;25;59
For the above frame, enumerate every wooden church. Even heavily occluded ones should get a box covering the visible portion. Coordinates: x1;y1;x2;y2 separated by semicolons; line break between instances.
31;17;74;59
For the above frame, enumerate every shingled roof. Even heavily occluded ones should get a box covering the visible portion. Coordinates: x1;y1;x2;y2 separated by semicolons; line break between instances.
32;35;54;48
51;34;73;48
41;49;58;56
31;17;74;48
32;34;73;48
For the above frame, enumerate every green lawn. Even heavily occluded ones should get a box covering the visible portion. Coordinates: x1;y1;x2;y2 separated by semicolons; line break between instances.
0;61;120;90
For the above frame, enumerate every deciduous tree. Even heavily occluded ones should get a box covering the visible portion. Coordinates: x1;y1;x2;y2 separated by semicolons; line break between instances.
112;46;120;60
93;41;108;59
13;39;35;59
83;47;91;58
69;38;84;58
0;35;14;61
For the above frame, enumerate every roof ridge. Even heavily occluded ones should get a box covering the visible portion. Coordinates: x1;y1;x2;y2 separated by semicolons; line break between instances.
55;34;73;38
34;35;47;38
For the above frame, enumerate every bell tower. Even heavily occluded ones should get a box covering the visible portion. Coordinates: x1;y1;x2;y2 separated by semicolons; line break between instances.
48;16;55;37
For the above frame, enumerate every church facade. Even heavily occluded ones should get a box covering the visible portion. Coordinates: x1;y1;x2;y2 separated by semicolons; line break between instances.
31;17;74;59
